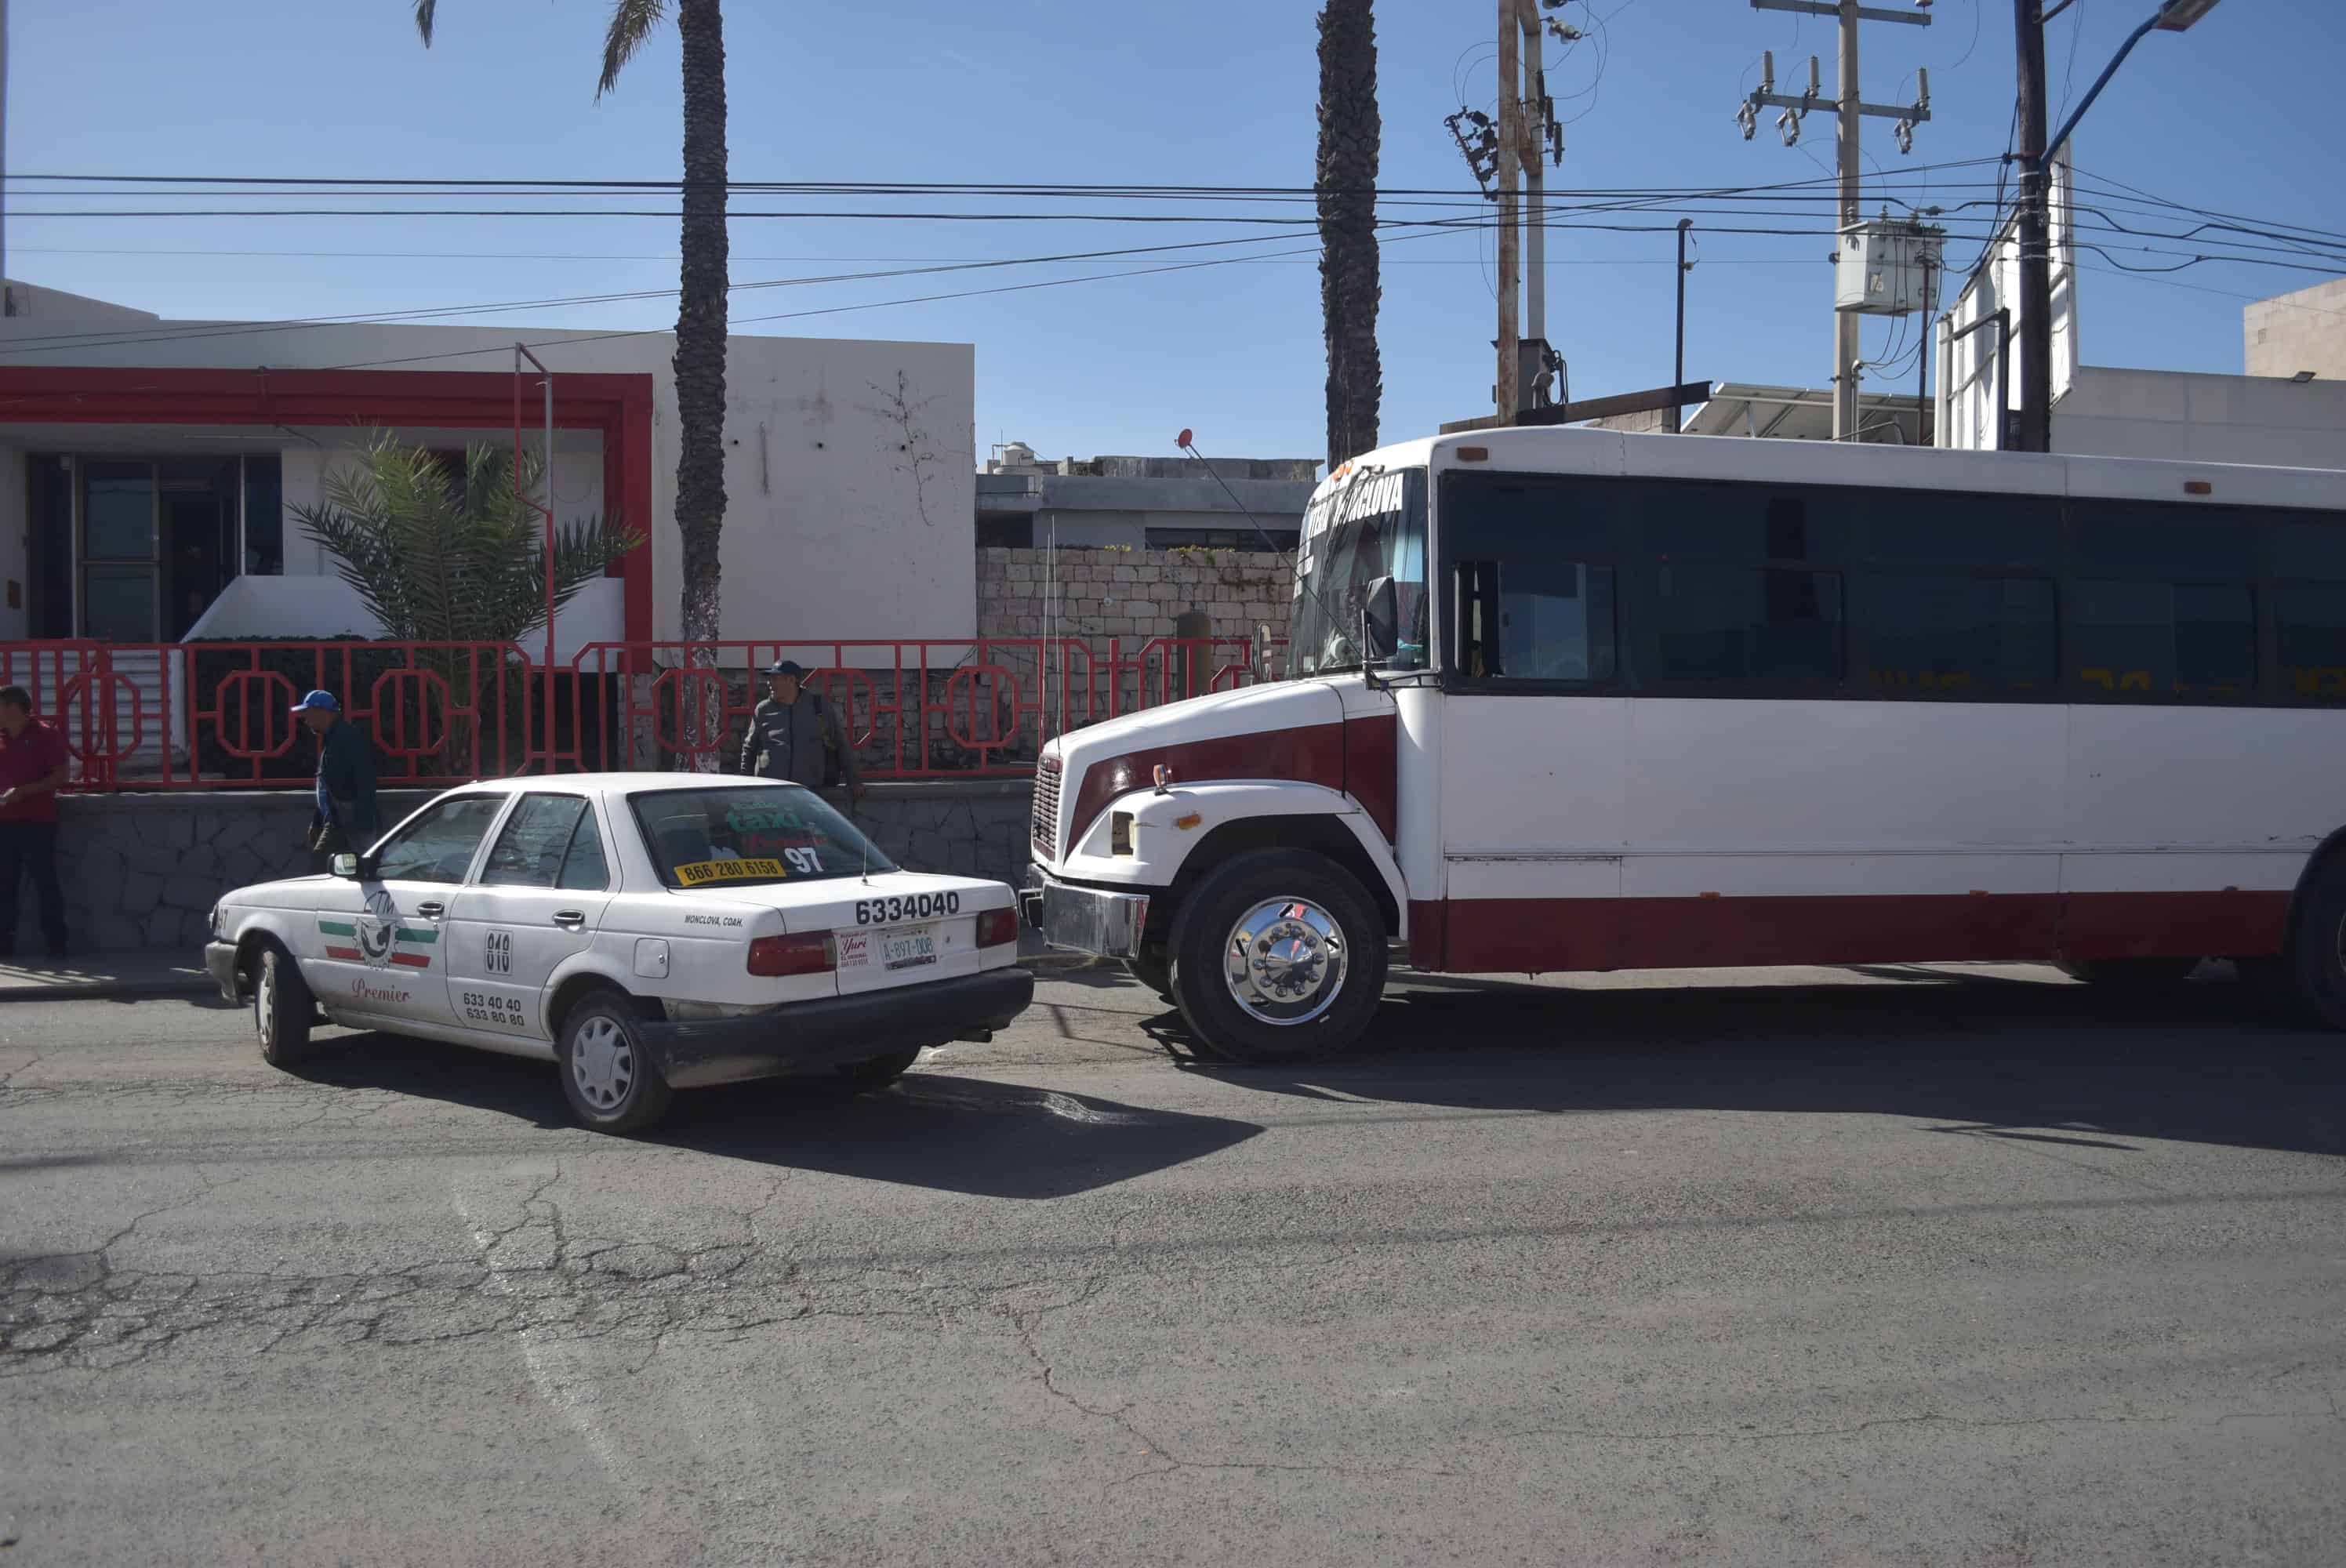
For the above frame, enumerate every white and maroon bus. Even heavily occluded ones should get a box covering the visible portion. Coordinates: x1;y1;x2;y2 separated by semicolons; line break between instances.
1022;426;2346;1063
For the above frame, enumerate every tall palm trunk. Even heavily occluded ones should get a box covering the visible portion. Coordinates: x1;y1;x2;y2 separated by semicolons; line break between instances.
674;0;729;648
1316;0;1382;470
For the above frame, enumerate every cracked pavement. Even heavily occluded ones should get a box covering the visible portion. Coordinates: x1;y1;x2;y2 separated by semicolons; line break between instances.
4;963;2346;1564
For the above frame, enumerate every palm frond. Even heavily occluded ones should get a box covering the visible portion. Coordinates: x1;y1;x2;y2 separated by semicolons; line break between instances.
597;0;670;99
413;0;437;45
295;432;642;649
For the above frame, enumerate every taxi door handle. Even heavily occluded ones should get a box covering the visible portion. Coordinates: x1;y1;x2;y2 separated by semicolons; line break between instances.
553;909;587;930
415;901;445;920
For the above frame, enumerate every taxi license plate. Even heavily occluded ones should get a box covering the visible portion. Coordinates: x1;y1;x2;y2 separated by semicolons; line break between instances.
881;924;938;971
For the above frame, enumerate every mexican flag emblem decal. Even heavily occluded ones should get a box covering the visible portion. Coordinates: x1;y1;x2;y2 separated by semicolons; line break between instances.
319;917;437;969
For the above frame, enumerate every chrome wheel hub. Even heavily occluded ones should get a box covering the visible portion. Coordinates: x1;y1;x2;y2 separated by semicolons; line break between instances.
571;1015;634;1112
255;963;274;1040
1222;897;1349;1026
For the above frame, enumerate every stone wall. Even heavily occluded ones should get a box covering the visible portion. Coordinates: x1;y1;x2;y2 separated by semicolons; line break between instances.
29;780;1033;955
975;546;1293;647
41;789;437;953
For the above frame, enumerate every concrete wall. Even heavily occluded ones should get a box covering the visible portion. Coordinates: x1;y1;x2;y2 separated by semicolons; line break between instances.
2052;367;2346;470
2246;279;2346;382
0;318;978;646
31;781;1031;954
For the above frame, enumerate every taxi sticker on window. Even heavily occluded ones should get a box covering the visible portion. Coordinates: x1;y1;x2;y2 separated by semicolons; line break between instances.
674;858;787;886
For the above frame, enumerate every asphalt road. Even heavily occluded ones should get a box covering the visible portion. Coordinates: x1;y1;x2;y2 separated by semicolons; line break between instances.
5;962;2344;1566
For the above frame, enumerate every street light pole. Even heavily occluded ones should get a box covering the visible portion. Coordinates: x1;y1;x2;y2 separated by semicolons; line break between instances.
2012;0;2223;454
2012;0;2053;454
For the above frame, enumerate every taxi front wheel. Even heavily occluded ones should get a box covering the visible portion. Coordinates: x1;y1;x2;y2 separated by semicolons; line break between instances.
557;989;674;1134
254;944;318;1069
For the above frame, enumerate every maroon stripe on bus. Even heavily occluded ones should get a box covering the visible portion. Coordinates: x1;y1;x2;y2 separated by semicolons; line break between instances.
1413;890;2289;975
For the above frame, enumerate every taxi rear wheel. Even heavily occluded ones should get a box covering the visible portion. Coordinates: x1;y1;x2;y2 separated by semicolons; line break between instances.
254;944;317;1069
558;989;674;1134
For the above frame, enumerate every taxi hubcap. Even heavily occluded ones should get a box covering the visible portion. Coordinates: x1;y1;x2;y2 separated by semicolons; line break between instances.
255;963;274;1040
1222;896;1349;1026
571;1015;634;1111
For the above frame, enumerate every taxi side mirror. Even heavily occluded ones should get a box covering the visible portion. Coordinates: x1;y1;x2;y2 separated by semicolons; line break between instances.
329;853;359;880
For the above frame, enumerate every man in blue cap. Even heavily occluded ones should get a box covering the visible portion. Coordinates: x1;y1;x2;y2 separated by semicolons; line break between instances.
739;659;861;800
294;691;380;871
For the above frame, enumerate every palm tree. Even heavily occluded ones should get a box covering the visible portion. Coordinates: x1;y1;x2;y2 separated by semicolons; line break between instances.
295;434;643;771
413;1;731;650
1316;0;1382;470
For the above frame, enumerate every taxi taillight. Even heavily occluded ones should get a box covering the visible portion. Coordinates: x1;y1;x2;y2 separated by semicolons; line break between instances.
748;933;834;977
975;908;1019;949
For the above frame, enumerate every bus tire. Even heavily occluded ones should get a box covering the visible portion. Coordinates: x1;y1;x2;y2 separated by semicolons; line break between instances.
2283;860;2346;1032
1165;849;1386;1065
1126;944;1173;1002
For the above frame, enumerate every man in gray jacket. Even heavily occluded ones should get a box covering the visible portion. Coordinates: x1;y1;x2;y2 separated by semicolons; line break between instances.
739;659;862;799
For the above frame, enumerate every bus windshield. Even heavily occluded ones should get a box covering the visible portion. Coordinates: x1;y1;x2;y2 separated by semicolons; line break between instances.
1291;466;1429;677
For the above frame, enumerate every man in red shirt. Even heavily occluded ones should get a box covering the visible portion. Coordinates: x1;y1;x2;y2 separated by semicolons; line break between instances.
0;686;71;958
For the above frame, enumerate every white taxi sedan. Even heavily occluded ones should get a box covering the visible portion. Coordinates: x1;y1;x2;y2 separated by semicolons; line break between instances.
202;773;1034;1133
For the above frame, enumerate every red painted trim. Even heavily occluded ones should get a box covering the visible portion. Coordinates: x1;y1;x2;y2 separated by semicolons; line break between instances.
1424;890;2290;975
1070;713;1398;854
1342;712;1399;844
390;953;434;969
0;365;648;427
1070;723;1346;854
2058;889;2289;960
1407;898;1447;970
323;946;361;961
0;365;659;656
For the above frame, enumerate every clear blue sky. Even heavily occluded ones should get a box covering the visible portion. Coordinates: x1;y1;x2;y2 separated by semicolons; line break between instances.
12;0;2343;463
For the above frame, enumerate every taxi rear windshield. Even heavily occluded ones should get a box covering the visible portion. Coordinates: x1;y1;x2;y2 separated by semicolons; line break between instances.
628;786;897;889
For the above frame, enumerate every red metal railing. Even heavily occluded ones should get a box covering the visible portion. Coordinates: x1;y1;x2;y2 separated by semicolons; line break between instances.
0;635;1281;791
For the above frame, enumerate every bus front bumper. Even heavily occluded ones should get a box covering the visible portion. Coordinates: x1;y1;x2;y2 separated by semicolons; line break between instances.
1020;868;1150;960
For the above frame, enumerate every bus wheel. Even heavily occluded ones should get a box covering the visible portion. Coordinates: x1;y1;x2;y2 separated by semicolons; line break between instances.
1166;849;1387;1065
1126;945;1173;1002
2054;958;2199;990
2284;863;2346;1031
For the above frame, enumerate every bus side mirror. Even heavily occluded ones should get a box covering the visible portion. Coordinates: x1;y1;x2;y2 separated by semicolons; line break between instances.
1360;576;1400;662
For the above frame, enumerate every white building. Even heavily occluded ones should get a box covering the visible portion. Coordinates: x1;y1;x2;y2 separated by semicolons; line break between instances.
1935;160;2346;470
0;289;978;655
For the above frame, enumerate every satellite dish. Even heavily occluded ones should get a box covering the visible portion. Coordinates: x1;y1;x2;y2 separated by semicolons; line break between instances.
1176;428;1193;448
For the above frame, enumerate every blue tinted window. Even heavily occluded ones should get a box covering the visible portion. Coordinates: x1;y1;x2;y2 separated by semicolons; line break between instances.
1651;564;1842;684
1860;575;2056;695
2073;581;2254;699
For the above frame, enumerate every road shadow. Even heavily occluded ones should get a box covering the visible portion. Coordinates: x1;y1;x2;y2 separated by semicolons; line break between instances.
1153;968;2346;1160
658;1073;1261;1199
292;1033;1258;1199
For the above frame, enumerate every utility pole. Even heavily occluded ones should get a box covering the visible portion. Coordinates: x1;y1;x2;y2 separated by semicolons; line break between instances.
1737;0;1930;441
1495;0;1520;424
1670;218;1693;433
1488;0;1561;424
1833;2;1861;441
2012;0;2052;452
